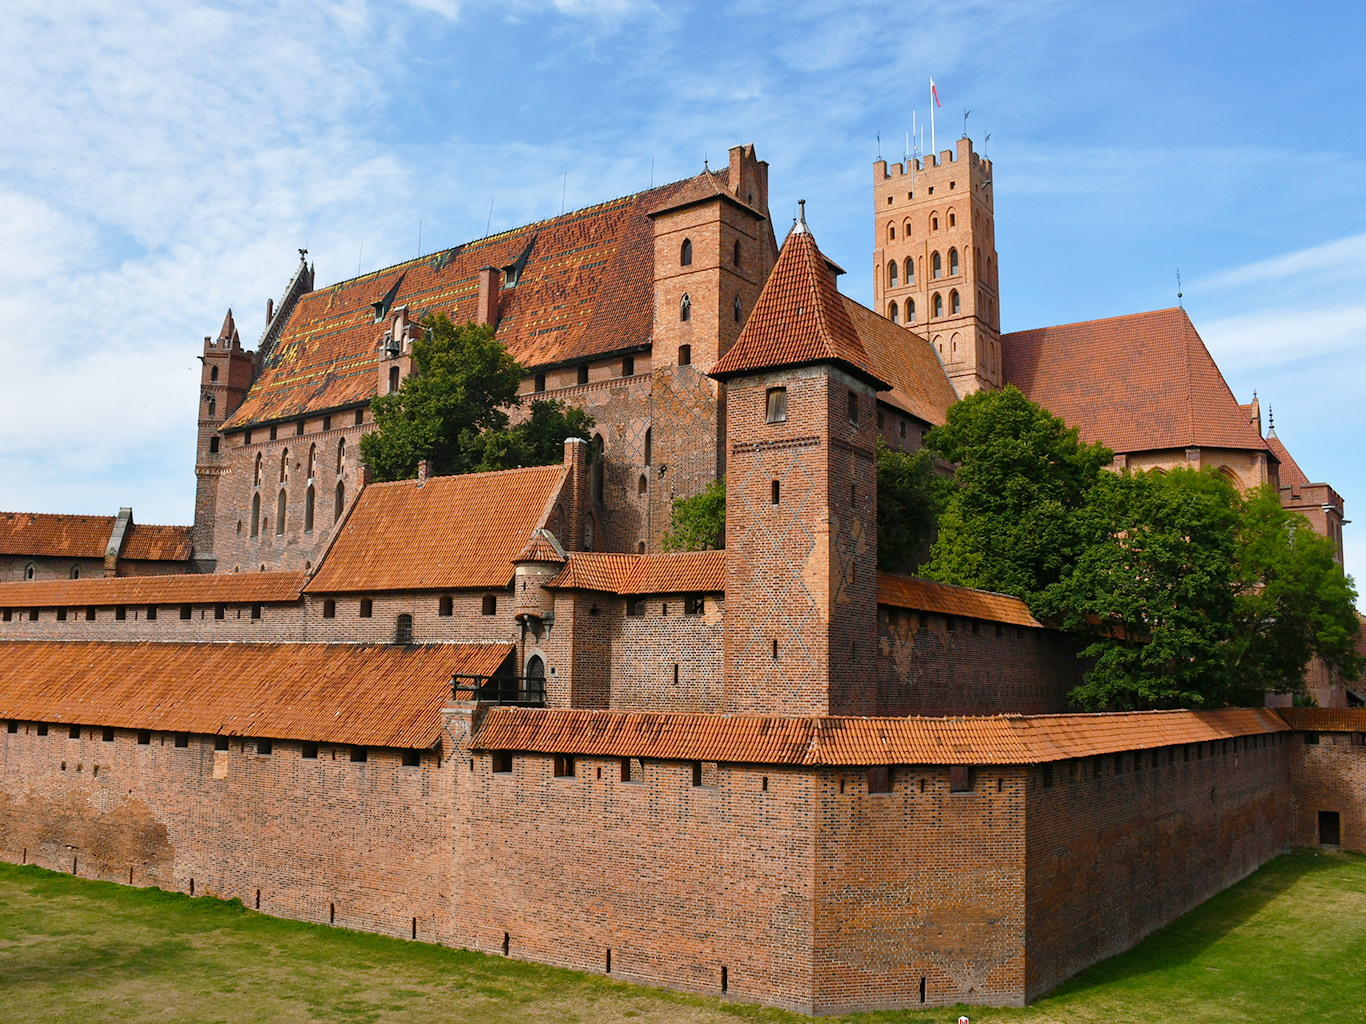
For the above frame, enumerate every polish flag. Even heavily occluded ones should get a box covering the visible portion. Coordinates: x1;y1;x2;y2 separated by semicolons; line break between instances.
931;78;941;107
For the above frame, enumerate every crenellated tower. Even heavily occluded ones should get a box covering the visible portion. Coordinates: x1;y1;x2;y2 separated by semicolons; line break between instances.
190;309;255;571
874;136;1000;395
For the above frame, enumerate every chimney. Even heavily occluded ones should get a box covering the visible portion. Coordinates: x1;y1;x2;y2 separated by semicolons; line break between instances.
417;459;431;487
477;267;500;327
266;297;274;324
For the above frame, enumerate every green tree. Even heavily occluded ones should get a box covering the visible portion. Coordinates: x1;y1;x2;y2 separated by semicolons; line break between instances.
876;439;953;573
466;399;595;472
921;385;1113;606
661;477;726;551
359;315;523;482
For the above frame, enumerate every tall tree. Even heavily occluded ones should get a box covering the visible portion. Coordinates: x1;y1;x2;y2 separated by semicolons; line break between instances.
921;385;1113;606
876;440;953;573
465;398;595;472
359;315;523;481
661;477;726;551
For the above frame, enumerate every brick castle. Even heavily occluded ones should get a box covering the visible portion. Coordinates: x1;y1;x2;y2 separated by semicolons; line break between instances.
0;139;1362;1013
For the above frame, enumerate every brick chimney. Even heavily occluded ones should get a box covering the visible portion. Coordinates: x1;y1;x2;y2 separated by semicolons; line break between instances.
477;267;500;327
563;437;590;551
417;459;431;487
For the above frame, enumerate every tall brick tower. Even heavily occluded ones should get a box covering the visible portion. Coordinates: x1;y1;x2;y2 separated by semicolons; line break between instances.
190;310;254;571
873;136;1000;396
710;204;888;716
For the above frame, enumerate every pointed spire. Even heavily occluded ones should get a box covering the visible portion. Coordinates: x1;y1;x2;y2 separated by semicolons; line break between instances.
218;309;239;345
1267;406;1274;434
793;199;809;235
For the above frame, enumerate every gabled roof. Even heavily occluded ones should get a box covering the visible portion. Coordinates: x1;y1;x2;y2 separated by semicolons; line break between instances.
514;529;567;565
710;224;888;388
844;298;958;427
0;514;191;562
1001;308;1269;454
0;572;304;609
544;549;725;595
1266;431;1310;488
470;706;1290;766
0;640;512;748
305;464;566;594
645;170;766;220
877;573;1040;628
224;168;762;430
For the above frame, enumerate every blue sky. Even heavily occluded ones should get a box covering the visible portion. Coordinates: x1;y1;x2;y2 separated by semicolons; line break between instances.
1;0;1362;598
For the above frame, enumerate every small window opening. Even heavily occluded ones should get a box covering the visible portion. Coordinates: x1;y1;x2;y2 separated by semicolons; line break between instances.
577;364;589;385
643;427;651;466
214;735;229;751
620;758;633;782
534;372;546;392
301;741;318;759
359;598;373;618
765;387;787;423
889;301;899;324
481;595;497;615
770;480;780;504
721;966;728;993
868;766;891;793
137;730;150;745
330;903;335;923
848;390;858;424
174;733;189;748
209;435;220;453
257;738;273;755
771;638;778;659
949;765;972;792
388;366;400;393
68;723;81;739
680;293;691;322
691;761;703;787
395;613;414;645
502;933;510;955
251;603;262;620
439;595;453;617
680;238;692;266
678;344;691;366
115;605;127;621
56;608;67;622
493;751;514;773
622;356;635;377
351;746;368;763
761;776;768;791
270;424;277;441
554;754;575;777
146;605;157;621
733;294;741;323
626;596;645;617
37;723;48;736
684;594;704;615
322;598;335;619
638;474;647;495
401;749;420;767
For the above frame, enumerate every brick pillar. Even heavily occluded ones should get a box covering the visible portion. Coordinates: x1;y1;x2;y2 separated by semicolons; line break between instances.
477;267;500;327
562;437;590;551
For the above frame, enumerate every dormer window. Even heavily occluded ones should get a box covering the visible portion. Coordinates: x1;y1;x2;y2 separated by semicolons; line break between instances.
765;387;788;424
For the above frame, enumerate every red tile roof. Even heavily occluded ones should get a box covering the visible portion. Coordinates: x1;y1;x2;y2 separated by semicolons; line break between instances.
224;170;755;430
544;550;725;594
1001;308;1268;455
845;298;958;426
0;641;510;748
471;707;1290;765
0;572;304;609
877;573;1041;627
514;530;567;564
1276;708;1366;732
711;226;888;387
1265;431;1310;488
0;514;191;562
645;170;765;220
305;465;566;594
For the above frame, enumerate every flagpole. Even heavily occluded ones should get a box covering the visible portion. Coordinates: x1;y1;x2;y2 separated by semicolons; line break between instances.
929;79;935;156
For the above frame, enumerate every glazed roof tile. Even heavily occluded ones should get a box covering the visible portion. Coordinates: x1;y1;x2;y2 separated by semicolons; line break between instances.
0;572;304;608
305;464;566;594
224;171;750;430
1001;308;1269;454
844;298;958;427
0;641;512;748
711;227;888;387
877;573;1041;628
471;707;1290;765
544;550;725;594
0;514;191;561
1265;432;1310;488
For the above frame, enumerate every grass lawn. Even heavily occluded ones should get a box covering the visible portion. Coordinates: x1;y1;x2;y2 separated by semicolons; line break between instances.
0;849;1362;1023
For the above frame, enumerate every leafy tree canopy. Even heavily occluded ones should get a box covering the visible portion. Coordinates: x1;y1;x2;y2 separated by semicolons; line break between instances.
876;440;954;574
662;477;726;552
466;399;594;473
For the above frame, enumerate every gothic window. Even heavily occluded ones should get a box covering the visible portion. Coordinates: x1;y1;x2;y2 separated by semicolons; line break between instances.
308;444;317;480
949;248;959;276
336;438;345;474
733;240;741;267
733;294;741;323
680;294;691;322
765;387;787;424
974;247;981;278
644;427;651;466
903;220;913;239
907;299;916;323
276;490;286;535
254;453;262;487
680;239;692;266
590;434;605;507
888;261;898;287
279;448;289;484
24;563;35;581
638;474;647;495
210;365;219;382
931;215;939;231
887;223;896;241
70;565;80;579
905;257;914;284
932;252;942;279
950;290;960;315
206;396;216;416
305;485;315;533
949;212;956;227
933;293;943;318
678;344;691;366
334;481;345;522
251;493;261;537
888;301;899;324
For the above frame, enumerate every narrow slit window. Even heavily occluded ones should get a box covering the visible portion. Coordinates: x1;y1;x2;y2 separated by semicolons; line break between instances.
770;480;780;504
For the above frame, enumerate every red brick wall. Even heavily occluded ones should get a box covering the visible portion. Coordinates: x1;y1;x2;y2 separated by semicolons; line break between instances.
0;556;106;582
1023;734;1291;1000
1287;730;1366;850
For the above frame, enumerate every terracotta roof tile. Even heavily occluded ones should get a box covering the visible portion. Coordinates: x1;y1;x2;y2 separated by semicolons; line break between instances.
645;170;765;220
120;524;194;561
471;707;1290;765
224;172;740;430
1275;708;1366;732
514;529;567;564
0;641;512;748
877;573;1040;627
844;298;958;426
1002;308;1268;454
306;465;566;594
544;550;725;594
0;514;190;562
711;226;888;387
0;572;304;609
1265;431;1310;488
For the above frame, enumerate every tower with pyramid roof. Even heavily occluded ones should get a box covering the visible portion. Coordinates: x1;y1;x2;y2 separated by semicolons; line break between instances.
191;308;256;570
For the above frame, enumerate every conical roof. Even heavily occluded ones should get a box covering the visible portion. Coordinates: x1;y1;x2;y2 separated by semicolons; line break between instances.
711;219;888;388
218;309;239;345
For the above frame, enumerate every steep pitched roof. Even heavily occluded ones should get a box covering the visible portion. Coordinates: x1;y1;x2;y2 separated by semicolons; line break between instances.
514;529;567;565
544;550;725;594
0;572;303;609
645;170;765;220
877;573;1041;628
224;170;759;430
844;298;958;426
1001;308;1268;454
0;514;191;562
710;224;888;387
1265;431;1310;488
0;640;511;748
305;464;566;594
470;707;1289;766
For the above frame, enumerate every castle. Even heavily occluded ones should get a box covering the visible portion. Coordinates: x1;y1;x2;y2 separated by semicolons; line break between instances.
0;138;1362;1014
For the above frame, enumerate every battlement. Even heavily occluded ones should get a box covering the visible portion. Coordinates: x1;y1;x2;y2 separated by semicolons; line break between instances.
875;137;991;184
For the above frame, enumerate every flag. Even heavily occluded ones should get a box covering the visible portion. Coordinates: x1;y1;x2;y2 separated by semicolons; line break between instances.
931;78;941;107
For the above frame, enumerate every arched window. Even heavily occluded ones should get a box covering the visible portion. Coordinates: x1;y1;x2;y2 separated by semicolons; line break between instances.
590;434;605;507
643;427;651;466
680;294;691;322
254;453;262;487
733;294;741;323
974;247;981;278
389;366;400;393
279;449;288;483
907;299;916;323
950;290;960;315
336;438;345;474
904;257;914;284
251;493;261;537
206;396;216;416
276;490;286;535
24;563;35;581
70;565;80;579
888;261;898;288
396;613;413;645
678;344;691;366
949;248;959;276
308;444;317;479
680;239;693;266
932;252;942;279
888;301;899;324
334;481;345;522
525;655;546;696
305;485;315;533
733;240;741;267
638;474;647;495
210;365;219;382
933;293;943;318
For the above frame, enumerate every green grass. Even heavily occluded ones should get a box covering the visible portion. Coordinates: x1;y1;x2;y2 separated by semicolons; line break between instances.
0;850;1362;1023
